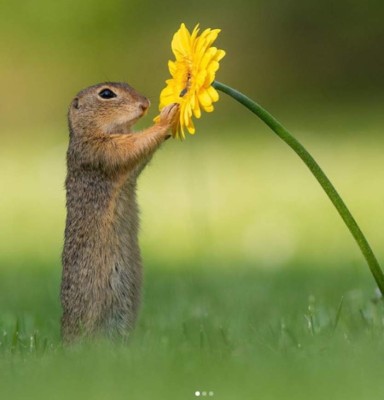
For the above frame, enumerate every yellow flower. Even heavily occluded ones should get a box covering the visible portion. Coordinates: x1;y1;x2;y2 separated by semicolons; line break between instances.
155;23;226;139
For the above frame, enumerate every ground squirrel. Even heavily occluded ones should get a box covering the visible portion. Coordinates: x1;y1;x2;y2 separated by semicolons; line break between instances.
61;82;178;342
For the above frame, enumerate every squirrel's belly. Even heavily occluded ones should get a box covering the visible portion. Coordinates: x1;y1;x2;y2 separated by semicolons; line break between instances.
62;177;143;338
103;185;142;335
106;255;142;335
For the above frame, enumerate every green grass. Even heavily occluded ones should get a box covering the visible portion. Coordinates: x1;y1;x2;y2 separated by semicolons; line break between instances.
1;261;384;400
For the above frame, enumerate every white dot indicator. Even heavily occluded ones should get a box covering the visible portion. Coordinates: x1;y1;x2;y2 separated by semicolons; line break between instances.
209;392;214;396
195;391;201;397
202;392;207;396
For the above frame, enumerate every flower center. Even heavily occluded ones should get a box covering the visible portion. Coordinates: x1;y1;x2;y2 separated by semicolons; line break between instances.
179;71;192;98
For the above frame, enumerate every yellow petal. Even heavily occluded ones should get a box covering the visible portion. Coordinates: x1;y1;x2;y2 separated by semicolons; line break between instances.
202;104;214;113
178;106;185;131
168;60;177;75
186;117;195;134
214;49;226;62
171;23;190;59
207;60;220;73
205;62;220;86
189;92;196;109
207;86;219;102
193;103;201;118
195;28;220;56
205;29;221;48
200;47;217;70
198;90;212;107
161;85;174;96
183;103;192;127
190;24;200;43
191;93;201;118
195;70;207;87
179;24;191;55
179;121;186;139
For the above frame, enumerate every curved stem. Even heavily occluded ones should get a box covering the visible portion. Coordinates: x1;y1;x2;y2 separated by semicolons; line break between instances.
213;80;384;295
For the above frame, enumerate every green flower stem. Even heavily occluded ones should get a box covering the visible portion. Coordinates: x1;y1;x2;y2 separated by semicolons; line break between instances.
213;80;384;295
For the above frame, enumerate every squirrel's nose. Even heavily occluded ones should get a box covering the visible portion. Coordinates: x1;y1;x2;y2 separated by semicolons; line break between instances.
140;98;150;113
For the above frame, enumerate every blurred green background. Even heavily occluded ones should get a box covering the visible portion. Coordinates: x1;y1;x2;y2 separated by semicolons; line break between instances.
1;1;384;399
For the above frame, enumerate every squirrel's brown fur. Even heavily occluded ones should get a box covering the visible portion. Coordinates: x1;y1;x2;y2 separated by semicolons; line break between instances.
60;82;178;342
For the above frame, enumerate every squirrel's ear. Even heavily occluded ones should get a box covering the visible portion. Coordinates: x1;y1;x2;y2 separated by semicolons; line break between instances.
73;97;80;109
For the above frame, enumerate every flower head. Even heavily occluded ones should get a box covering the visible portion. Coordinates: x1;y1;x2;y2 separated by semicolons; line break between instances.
155;23;225;139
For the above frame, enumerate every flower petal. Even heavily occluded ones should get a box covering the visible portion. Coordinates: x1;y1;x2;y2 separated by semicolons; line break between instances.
207;86;219;102
168;60;177;75
214;49;226;62
195;70;207;88
198;90;212;107
186;117;195;134
172;23;190;59
202;104;214;113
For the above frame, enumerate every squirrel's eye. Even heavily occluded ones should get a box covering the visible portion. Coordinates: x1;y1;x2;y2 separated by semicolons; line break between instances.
98;89;117;99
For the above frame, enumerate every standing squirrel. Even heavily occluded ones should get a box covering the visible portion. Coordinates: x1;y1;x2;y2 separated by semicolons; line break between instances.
61;82;178;342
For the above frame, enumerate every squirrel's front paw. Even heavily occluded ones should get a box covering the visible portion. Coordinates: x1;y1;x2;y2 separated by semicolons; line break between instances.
159;103;179;129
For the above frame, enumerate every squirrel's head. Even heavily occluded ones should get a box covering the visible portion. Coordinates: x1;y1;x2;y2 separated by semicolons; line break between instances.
68;82;150;137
